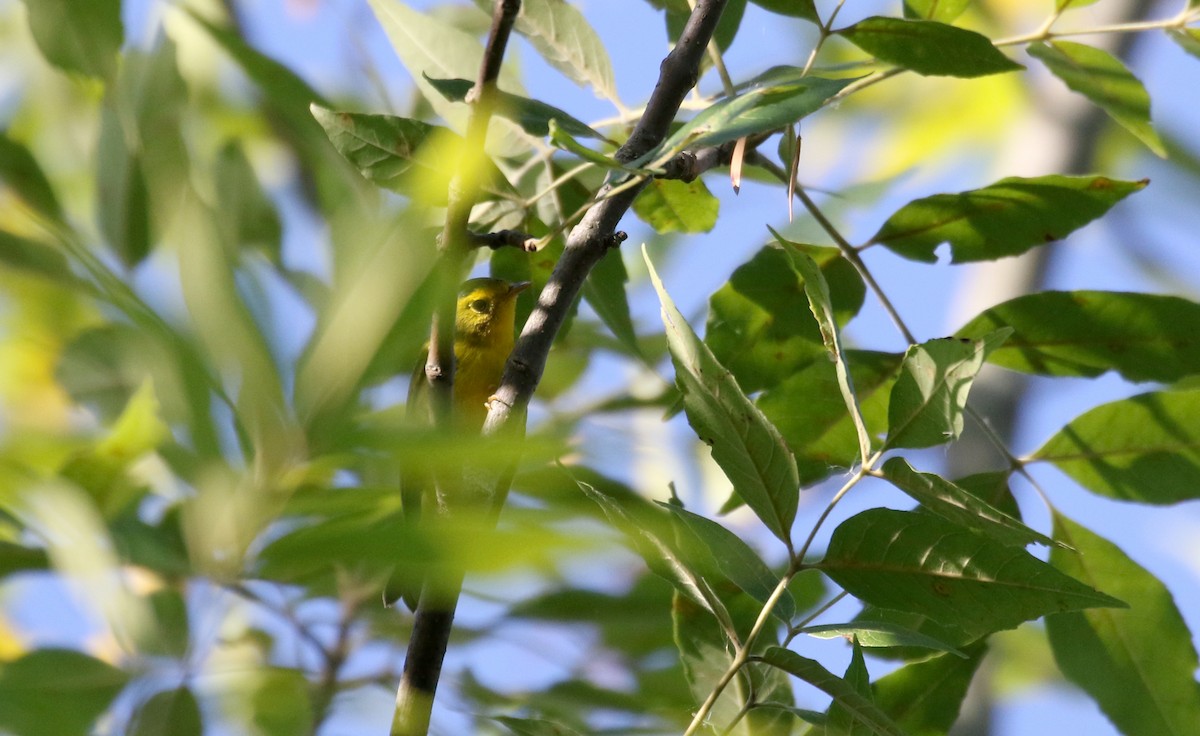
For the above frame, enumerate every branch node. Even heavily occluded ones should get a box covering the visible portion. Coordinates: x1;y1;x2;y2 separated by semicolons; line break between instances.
607;231;629;249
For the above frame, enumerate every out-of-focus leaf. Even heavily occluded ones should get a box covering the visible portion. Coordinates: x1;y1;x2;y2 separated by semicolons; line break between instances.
884;331;1010;450
653;72;853;155
486;0;618;101
1047;514;1200;736
582;247;639;355
21;0;122;79
0;133;62;222
707;244;864;394
632;178;719;233
646;248;799;544
758;350;901;485
903;0;970;22
0;231;77;286
493;716;584;736
424;75;603;139
96;112;151;269
956;291;1200;382
664;504;794;622
252;668;312;736
130;687;202;736
0;541;49;579
870;175;1146;263
1169;29;1200;60
0;648;129;736
1028;41;1166;157
873;644;987;734
838;17;1022;78
1032;390;1200;504
751;0;819;22
799;621;965;657
214;142;282;263
880;458;1053;547
759;647;906;736
819;509;1126;638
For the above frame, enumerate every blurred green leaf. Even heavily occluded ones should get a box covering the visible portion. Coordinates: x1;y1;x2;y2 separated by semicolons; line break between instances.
0;648;129;736
707;244;864;394
870;175;1146;263
424;75;603;139
1169;29;1200;60
252;668;312;736
884;331;1010;450
130;687;202;736
902;0;971;22
647;248;799;545
751;0;819;22
956;291;1200;382
632;178;719;233
95;112;151;268
1029;41;1166;157
759;647;906;736
493;715;585;736
0;132;62;222
873;644;987;734
800;621;965;657
1032;390;1200;504
819;509;1126;638
838;17;1022;78
0;540;49;579
20;0;122;79
880;457;1053;547
758;350;900;485
1048;514;1200;736
0;230;78;285
214;141;282;263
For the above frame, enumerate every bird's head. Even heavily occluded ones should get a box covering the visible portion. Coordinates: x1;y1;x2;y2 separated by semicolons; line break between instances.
455;278;531;344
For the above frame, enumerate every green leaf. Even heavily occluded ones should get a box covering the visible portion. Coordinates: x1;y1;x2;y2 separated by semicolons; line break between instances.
758;350;901;485
498;0;618;101
853;606;976;660
954;469;1021;519
956;291;1200;382
751;0;820;22
873;645;987;734
870;175;1147;263
880;457;1054;547
0;132;62;222
548;120;634;171
1028;41;1166;157
826;640;875;735
884;331;1011;450
0;648;129;736
632;178;719;233
1169;29;1200;60
759;647;907;736
819;508;1126;638
799;621;966;657
493;716;585;736
130;688;202;736
902;0;971;22
654;72;854;155
664;504;795;622
706;244;865;394
1047;514;1200;736
96;111;152;268
1032;390;1200;504
0;541;49;579
778;236;872;463
661;0;749;55
310;106;512;202
582;247;640;355
645;248;799;544
0;230;77;285
424;75;603;139
838;17;1022;78
21;0;122;79
252;669;312;736
214;141;282;263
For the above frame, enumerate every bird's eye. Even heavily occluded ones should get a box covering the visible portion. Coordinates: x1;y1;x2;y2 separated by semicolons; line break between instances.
469;298;490;313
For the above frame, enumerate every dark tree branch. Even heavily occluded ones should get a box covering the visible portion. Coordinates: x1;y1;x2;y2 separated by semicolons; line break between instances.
469;229;539;251
484;0;731;434
394;3;522;736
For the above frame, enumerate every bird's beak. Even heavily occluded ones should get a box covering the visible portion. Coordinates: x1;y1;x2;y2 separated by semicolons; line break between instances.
508;281;532;297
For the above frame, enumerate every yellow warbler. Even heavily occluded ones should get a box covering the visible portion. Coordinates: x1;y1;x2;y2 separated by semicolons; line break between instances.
386;277;529;607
